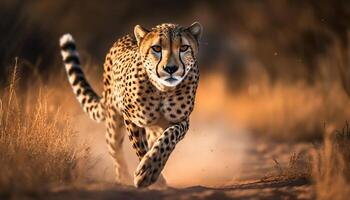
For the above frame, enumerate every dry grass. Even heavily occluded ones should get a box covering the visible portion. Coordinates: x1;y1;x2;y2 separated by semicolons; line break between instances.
311;123;350;200
0;62;90;197
195;73;350;141
267;152;312;181
234;83;348;141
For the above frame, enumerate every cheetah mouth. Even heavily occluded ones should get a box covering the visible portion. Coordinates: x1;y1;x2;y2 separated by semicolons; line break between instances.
165;77;178;83
157;75;183;88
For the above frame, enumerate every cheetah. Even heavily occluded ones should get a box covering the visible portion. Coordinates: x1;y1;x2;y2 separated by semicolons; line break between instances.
59;22;202;188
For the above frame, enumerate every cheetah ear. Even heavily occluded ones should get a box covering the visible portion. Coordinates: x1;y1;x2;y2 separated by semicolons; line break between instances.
187;22;202;41
134;25;149;46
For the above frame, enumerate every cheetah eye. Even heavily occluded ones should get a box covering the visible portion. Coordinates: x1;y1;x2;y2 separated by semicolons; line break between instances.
180;45;190;52
151;45;162;53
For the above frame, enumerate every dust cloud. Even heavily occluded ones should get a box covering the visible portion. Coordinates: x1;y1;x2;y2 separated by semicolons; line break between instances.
73;113;252;187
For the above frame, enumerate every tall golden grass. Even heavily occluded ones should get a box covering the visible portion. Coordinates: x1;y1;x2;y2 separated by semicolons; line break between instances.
0;61;90;196
311;123;350;200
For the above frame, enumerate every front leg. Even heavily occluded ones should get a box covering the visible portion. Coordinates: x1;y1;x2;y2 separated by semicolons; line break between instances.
124;119;149;160
134;119;189;188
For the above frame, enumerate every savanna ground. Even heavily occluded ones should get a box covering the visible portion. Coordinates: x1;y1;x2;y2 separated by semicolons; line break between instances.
1;1;350;200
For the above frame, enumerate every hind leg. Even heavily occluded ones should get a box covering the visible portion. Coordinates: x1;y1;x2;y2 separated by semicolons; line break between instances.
105;110;132;184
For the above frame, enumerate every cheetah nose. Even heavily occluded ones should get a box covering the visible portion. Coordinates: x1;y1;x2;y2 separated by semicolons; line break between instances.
164;65;178;74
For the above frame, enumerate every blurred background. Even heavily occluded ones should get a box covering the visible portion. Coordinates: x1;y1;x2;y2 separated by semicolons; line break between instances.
1;0;350;187
1;0;349;86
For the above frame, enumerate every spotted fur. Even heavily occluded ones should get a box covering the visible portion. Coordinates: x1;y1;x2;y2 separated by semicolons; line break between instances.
59;22;202;188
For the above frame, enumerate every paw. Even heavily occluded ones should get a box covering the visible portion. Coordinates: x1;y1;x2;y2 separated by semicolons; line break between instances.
149;174;168;190
134;152;163;188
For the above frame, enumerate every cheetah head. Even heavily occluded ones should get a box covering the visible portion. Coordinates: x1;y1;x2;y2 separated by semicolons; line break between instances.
134;22;202;91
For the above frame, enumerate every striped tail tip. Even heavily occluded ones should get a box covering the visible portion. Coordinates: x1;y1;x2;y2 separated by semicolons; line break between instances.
60;33;75;47
60;34;77;53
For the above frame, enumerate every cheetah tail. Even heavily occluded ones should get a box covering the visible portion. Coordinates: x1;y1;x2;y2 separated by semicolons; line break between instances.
59;34;105;122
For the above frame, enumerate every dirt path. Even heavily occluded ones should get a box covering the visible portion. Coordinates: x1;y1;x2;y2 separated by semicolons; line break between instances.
42;177;312;200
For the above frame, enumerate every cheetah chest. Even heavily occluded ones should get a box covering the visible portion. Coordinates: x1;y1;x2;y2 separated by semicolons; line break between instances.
122;84;196;127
